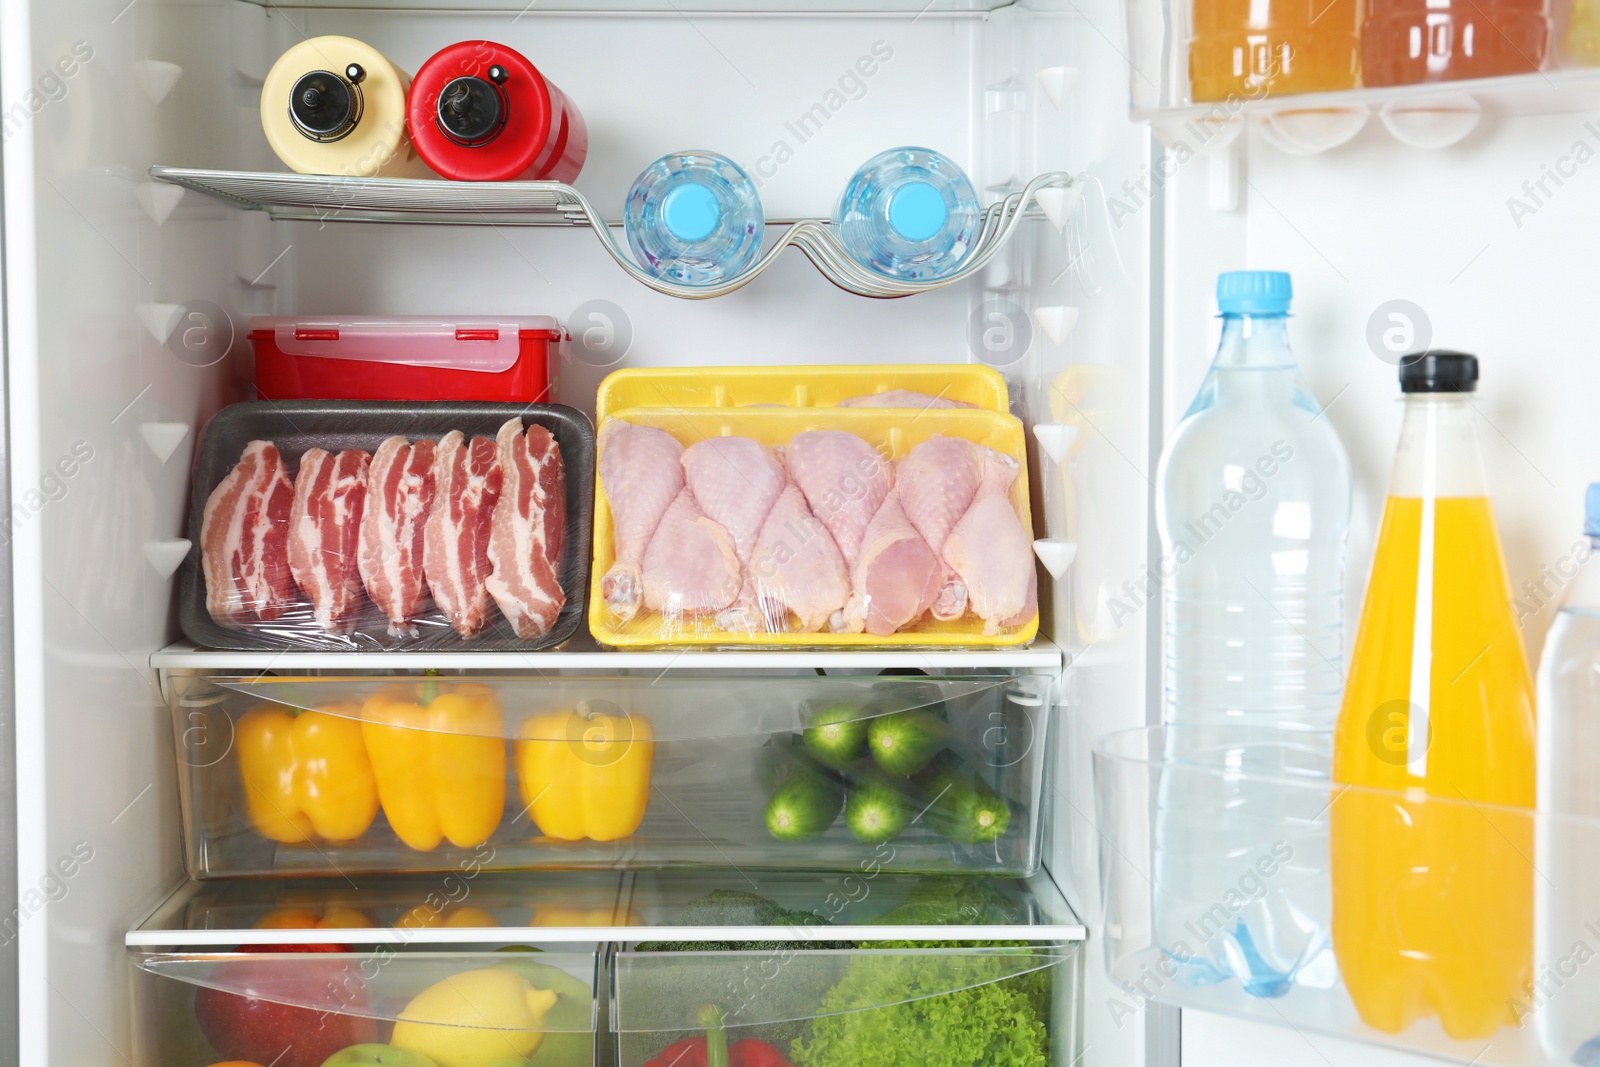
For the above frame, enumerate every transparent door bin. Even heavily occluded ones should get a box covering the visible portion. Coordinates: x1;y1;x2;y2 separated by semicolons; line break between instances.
1123;0;1600;150
130;945;601;1067
612;942;1080;1067
1093;724;1600;1067
172;672;1051;877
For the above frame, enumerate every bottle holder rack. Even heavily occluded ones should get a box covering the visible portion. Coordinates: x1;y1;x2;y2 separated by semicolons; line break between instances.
149;166;1073;300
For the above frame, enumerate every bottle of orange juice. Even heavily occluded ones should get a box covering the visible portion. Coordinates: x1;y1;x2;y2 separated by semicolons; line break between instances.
1189;0;1360;101
1331;352;1535;1039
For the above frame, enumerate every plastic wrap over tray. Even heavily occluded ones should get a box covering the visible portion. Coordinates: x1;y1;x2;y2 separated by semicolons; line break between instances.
590;406;1039;648
179;400;593;651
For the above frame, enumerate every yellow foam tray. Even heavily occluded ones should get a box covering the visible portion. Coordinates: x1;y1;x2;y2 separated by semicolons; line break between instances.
589;405;1038;649
595;364;1010;420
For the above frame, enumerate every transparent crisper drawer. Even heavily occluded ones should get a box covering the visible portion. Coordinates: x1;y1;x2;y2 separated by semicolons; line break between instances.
1093;724;1599;1067
172;671;1051;877
611;941;1081;1067
130;944;601;1067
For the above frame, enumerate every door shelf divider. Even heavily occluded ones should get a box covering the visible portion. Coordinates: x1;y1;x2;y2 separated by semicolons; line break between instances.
149;165;1073;299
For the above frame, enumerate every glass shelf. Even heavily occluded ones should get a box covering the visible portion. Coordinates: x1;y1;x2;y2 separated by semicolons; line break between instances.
149;166;1073;299
127;870;1086;946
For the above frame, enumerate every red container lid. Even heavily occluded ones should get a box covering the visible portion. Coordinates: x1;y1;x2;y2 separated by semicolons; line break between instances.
248;316;561;374
409;42;567;182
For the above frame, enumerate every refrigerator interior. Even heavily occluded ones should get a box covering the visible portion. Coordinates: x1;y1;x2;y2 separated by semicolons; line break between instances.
24;0;1592;1063
3;0;1153;1064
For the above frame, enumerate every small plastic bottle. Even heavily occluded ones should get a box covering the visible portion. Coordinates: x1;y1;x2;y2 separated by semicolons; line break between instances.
260;36;432;179
624;152;764;287
832;147;979;282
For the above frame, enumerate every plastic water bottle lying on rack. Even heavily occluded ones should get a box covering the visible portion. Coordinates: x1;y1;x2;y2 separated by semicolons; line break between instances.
832;147;980;282
624;151;764;287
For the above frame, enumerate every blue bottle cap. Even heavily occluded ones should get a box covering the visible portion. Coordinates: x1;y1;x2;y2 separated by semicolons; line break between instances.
662;182;721;242
1586;483;1600;538
1217;271;1292;315
887;180;948;242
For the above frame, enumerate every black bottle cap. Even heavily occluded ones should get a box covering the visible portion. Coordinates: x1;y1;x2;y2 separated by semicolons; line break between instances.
1399;351;1478;393
289;69;358;140
437;76;505;146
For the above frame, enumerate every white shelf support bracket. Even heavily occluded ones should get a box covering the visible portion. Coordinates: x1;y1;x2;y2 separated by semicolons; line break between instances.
1032;423;1078;465
1034;539;1077;579
135;182;184;226
1032;307;1079;347
1036;66;1079;111
1209;138;1242;212
137;303;183;344
132;60;183;104
144;539;191;579
140;423;191;464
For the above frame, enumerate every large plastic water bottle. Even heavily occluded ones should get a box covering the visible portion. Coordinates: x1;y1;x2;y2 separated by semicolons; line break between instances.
1157;271;1352;727
1151;270;1352;998
1536;485;1600;1062
625;151;764;287
832;147;979;281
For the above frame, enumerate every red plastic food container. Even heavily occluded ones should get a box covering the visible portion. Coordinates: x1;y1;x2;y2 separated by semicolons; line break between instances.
407;41;587;183
250;316;561;402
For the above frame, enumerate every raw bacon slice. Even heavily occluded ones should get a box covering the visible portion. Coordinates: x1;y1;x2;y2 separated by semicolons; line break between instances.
287;447;371;633
358;436;436;637
201;440;296;625
487;418;567;640
424;430;503;638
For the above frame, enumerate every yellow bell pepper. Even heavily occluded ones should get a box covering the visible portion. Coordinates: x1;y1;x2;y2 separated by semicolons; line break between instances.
396;903;500;930
235;703;379;843
361;680;507;851
256;906;373;930
530;904;644;927
515;707;654;842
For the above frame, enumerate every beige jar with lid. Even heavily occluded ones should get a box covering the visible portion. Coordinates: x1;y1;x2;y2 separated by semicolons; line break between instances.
261;36;434;178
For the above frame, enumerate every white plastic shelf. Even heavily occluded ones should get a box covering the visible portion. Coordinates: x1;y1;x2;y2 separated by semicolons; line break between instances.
150;635;1065;673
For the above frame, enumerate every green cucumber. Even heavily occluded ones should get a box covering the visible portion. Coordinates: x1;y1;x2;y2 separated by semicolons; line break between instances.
844;772;913;843
919;758;1011;844
866;708;947;776
765;767;844;841
802;702;869;769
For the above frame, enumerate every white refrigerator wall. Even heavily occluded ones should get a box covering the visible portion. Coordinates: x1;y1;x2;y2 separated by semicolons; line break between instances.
1166;115;1600;1066
2;0;1155;1063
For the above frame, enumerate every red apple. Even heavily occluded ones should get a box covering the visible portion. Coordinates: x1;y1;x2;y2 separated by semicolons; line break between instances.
194;944;378;1067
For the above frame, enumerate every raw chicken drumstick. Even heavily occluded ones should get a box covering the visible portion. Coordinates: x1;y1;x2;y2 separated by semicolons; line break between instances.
943;448;1038;635
894;435;986;621
599;421;684;622
681;435;787;632
424;430;503;638
358;436;436;637
640;486;741;616
201;440;296;625
847;485;944;636
486;418;567;640
287;447;370;633
746;474;851;633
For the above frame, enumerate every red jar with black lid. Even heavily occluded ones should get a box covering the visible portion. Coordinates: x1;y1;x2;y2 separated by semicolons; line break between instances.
407;41;587;182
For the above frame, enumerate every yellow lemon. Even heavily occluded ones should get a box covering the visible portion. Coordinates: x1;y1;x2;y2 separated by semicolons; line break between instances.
391;968;558;1067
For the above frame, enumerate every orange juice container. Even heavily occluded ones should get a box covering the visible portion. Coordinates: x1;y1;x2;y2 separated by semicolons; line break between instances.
1188;0;1360;101
260;36;434;179
1362;0;1548;84
1331;351;1535;1039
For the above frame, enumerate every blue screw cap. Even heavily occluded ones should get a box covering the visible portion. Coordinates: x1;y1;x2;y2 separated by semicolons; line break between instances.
1217;271;1292;315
